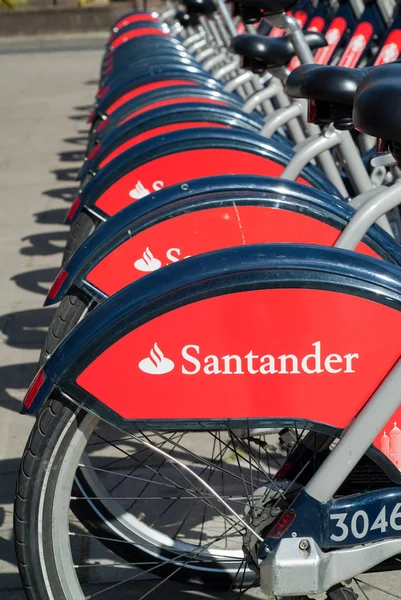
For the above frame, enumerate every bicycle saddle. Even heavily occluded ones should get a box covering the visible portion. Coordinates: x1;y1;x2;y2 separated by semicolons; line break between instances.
234;0;298;15
232;32;327;73
353;63;401;166
287;64;369;106
287;64;370;129
184;0;217;16
175;9;200;27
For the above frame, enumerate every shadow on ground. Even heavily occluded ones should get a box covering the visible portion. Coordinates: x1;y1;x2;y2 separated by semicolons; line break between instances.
0;101;89;595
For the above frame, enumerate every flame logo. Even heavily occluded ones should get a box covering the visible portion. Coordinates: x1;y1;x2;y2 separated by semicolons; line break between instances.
129;180;151;200
379;43;399;64
326;28;341;45
349;34;366;52
134;247;162;272
138;343;175;374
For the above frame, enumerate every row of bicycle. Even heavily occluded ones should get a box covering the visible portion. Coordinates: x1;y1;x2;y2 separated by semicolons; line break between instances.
15;1;401;600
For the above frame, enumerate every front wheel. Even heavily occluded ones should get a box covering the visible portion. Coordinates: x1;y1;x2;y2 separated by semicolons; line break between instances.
15;397;263;599
15;396;401;600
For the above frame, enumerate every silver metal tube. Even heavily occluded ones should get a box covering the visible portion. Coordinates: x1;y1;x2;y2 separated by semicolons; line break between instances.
214;58;240;81
192;38;208;52
260;103;304;138
216;0;237;38
243;79;257;97
300;121;349;195
207;19;225;47
159;7;176;22
252;74;275;115
306;357;401;502
214;13;231;47
350;0;367;19
196;47;216;62
335;180;401;250
242;81;281;113
348;187;393;235
376;0;396;24
224;71;254;93
183;32;204;48
337;130;373;195
284;14;315;64
270;86;305;145
280;126;348;198
203;52;228;72
245;24;257;34
198;16;214;43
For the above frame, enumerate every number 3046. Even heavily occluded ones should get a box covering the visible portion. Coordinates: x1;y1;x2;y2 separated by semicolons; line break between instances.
330;504;401;542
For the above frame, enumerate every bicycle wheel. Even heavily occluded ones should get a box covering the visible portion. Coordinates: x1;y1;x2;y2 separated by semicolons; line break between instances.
16;393;399;600
63;210;97;265
39;290;91;366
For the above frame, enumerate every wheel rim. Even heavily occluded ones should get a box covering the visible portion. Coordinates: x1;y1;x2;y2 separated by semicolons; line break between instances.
39;409;401;600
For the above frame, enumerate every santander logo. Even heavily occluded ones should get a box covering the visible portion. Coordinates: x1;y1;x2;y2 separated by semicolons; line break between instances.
138;342;175;374
325;28;341;46
134;247;191;273
138;341;359;376
134;247;162;272
349;34;367;52
339;23;373;68
376;42;400;64
129;179;164;200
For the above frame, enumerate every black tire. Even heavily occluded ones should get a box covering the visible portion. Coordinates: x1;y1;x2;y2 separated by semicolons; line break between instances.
14;398;252;599
39;289;91;367
63;210;97;265
14;396;85;600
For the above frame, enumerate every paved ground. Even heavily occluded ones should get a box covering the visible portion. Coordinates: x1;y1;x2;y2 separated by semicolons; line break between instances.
0;34;400;600
0;37;107;598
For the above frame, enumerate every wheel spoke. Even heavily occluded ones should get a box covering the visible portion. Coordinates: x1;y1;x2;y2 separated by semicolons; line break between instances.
355;578;401;600
58;417;375;599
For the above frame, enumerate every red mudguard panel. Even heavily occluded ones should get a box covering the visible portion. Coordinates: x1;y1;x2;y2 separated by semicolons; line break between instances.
110;28;168;50
338;22;374;68
374;30;401;65
76;288;401;425
118;97;227;126
86;206;380;296
94;149;311;216
100;123;228;168
106;81;199;115
113;14;160;31
314;17;348;65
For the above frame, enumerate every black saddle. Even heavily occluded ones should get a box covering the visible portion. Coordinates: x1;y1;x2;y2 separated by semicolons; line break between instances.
184;0;216;16
175;10;200;27
353;63;401;166
286;64;370;129
235;0;298;15
232;0;298;24
232;32;327;73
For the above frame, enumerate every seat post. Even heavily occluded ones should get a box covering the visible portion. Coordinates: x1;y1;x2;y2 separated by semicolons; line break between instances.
216;0;238;38
283;13;315;63
266;12;315;64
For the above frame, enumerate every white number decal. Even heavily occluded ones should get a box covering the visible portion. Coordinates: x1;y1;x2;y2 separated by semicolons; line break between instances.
390;503;401;530
371;506;388;533
330;503;401;542
330;513;349;542
351;510;369;539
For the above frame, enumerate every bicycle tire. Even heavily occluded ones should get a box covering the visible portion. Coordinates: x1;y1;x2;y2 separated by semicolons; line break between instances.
63;210;97;266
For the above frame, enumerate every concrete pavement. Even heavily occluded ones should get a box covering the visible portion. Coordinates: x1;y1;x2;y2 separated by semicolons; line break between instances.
0;39;105;598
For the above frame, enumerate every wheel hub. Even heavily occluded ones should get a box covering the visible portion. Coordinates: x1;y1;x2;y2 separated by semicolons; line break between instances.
242;484;284;571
